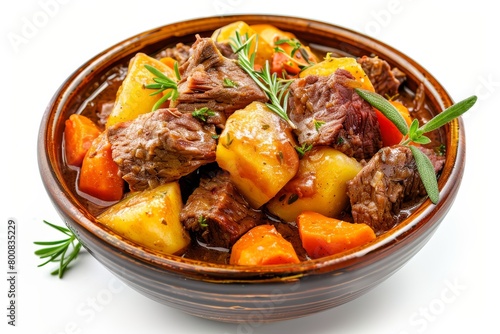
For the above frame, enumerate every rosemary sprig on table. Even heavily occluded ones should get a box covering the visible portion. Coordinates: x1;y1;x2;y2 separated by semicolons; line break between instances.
144;62;181;111
355;88;477;204
34;220;82;278
230;32;296;129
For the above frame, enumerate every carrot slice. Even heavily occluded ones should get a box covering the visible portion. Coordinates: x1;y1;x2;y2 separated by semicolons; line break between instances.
64;114;102;166
271;51;301;75
79;132;123;202
297;211;376;259
230;225;300;265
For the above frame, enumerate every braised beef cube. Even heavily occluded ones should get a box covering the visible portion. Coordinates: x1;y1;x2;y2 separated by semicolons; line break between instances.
357;55;405;97
107;108;217;191
173;36;267;123
156;42;193;65
288;69;383;161
180;171;263;248
156;41;236;66
215;42;238;60
346;145;445;234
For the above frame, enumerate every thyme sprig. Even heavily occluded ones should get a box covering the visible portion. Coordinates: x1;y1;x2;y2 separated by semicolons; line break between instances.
230;32;296;129
34;220;82;278
295;142;313;158
355;88;477;204
144;63;181;111
192;107;215;122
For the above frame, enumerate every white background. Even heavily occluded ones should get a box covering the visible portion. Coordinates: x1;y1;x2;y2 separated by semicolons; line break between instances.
1;1;497;333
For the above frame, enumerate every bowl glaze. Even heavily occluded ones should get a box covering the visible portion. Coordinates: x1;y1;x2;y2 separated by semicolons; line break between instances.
38;15;464;323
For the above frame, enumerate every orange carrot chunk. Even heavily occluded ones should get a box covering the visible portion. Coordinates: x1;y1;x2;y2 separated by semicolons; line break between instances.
230;225;300;266
79;132;123;202
159;56;177;70
297;211;376;259
64;114;102;167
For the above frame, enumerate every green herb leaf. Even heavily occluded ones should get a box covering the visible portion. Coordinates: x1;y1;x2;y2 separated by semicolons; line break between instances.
34;220;82;278
275;38;302;57
356;87;477;204
144;64;180;111
173;61;181;81
295;142;312;157
273;46;286;53
314;119;325;132
192;107;215;122
355;88;409;135
409;145;439;204
419;95;477;133
230;32;296;129
223;78;238;88
198;215;208;228
222;132;233;149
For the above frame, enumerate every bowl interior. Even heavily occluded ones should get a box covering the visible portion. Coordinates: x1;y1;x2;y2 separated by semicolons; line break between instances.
38;15;464;282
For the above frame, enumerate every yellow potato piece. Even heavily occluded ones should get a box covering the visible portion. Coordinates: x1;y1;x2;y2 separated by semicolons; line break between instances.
106;52;176;127
300;56;375;91
97;182;190;255
250;23;297;46
212;21;274;68
251;23;319;67
266;147;362;222
216;101;299;209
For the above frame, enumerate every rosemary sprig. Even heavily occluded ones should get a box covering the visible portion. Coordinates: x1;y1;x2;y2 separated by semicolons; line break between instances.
144;63;181;111
34;220;82;278
230;32;296;129
355;88;477;204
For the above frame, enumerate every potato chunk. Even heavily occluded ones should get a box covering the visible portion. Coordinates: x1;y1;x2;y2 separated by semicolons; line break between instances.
266;147;362;222
97;182;190;255
106;52;176;127
211;21;274;68
216;101;299;208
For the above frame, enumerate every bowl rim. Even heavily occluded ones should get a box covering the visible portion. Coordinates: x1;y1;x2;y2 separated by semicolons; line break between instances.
38;14;465;282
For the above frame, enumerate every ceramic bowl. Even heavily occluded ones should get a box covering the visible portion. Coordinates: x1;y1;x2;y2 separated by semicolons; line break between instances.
38;15;464;323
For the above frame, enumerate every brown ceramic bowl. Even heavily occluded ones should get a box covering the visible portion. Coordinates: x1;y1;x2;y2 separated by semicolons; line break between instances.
38;15;464;323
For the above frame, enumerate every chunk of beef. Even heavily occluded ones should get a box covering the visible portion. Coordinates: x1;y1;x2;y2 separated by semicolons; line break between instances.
173;36;267;121
357;55;406;97
215;42;238;60
180;170;263;248
346;145;445;234
156;42;192;65
411;82;427;115
107;108;217;191
156;41;237;66
288;69;383;161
